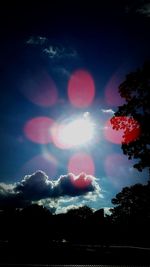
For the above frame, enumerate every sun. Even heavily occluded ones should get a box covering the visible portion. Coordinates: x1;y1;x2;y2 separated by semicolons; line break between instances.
59;114;95;147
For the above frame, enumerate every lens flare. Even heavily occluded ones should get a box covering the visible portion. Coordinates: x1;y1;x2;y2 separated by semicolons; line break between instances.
21;71;58;107
22;154;57;178
68;69;95;108
24;116;55;144
104;116;141;144
60;117;95;147
68;152;95;175
51;114;95;149
51;123;72;149
70;172;93;189
105;71;125;107
104;153;142;188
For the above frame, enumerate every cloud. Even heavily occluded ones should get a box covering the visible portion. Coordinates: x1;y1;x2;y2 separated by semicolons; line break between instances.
0;183;14;191
101;109;115;115
53;172;99;197
0;183;30;208
26;36;78;59
124;2;150;18
43;45;77;59
53;67;70;77
104;207;112;216
26;36;47;45
0;171;100;209
15;171;53;201
43;46;57;58
136;3;150;17
56;204;94;214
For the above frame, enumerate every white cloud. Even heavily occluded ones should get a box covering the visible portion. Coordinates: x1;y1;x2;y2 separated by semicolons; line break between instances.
26;36;47;45
43;45;77;59
104;207;112;216
101;109;115;115
56;204;82;214
56;203;95;214
0;183;14;191
43;46;58;58
26;36;78;62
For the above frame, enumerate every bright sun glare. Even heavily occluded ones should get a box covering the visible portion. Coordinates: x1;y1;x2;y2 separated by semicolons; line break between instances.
60;114;95;147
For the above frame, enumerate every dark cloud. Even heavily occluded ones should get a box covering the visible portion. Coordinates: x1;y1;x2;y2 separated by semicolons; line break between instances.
53;172;99;197
136;3;150;17
15;171;53;201
0;183;30;208
124;1;150;17
0;171;100;209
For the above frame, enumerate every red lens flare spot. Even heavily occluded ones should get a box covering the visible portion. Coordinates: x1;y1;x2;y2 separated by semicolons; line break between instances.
21;71;58;107
68;152;95;176
68;69;95;108
24;116;55;144
104;116;140;145
70;172;92;189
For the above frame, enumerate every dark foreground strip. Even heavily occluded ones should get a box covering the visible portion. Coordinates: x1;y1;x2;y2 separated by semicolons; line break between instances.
0;264;150;267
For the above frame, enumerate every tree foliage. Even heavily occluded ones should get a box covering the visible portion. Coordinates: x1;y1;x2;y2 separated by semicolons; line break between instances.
66;205;93;219
111;62;150;173
111;182;150;224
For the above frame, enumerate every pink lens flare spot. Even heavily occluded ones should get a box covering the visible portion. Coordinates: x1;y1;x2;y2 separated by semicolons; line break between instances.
68;69;95;108
68;152;95;176
21;71;58;107
105;153;148;188
22;154;57;178
105;74;125;107
70;172;93;189
24;116;55;144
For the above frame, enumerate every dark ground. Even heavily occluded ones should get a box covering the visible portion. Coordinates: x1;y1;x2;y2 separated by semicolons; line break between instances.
1;241;150;265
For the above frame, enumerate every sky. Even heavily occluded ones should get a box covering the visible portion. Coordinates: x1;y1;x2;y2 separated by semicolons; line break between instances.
0;0;150;214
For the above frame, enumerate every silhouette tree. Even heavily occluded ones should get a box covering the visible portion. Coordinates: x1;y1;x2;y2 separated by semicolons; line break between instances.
64;206;93;243
111;62;150;173
66;205;93;219
111;182;150;224
21;203;52;217
15;204;52;245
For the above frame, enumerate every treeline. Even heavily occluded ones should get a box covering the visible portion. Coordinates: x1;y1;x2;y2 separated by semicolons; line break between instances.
0;181;150;248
